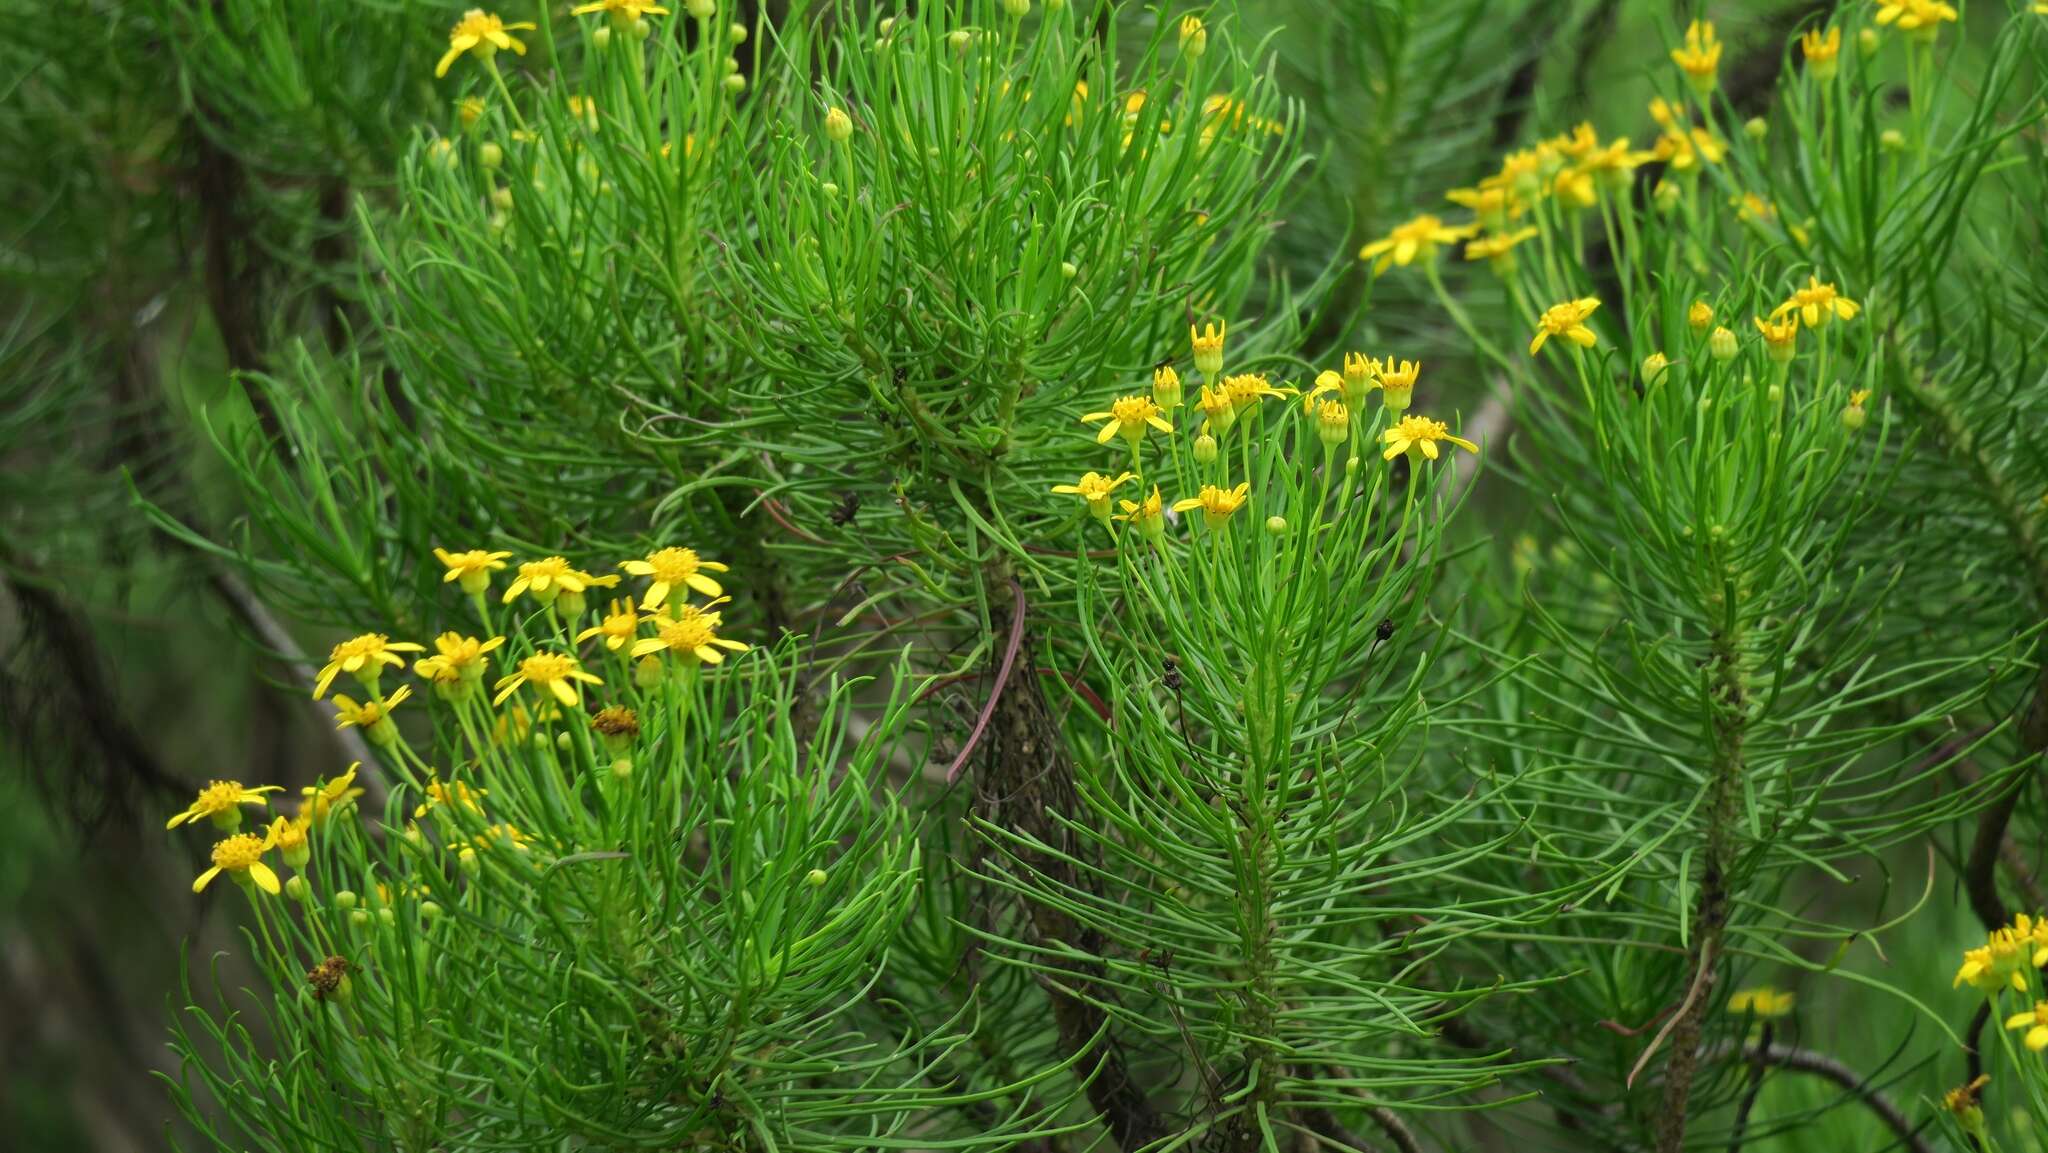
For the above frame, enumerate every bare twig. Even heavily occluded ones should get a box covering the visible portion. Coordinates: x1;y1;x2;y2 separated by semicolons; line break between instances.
1705;1041;1936;1153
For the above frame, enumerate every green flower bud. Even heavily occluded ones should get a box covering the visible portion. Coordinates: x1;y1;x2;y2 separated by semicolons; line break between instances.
335;888;358;909
806;868;828;887
1264;516;1287;537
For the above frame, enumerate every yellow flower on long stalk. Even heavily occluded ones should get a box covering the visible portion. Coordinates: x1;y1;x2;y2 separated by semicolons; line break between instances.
313;633;424;699
1341;352;1377;408
630;601;750;666
503;556;590;606
434;547;512;595
1310;398;1350;448
415;777;488;818
1800;27;1842;81
1445;185;1521;230
1052;471;1136;523
1172;482;1251;530
1876;0;1959;40
576;599;642;651
193;825;282;895
1529;298;1601;355
1190;321;1227;377
333;686;412;746
1727;987;1795;1019
1381;415;1479;462
1375;358;1421;412
414;632;505;686
1116;485;1167;541
167;780;282;831
1772;276;1861;327
620;546;729;610
1194;384;1237;436
436;10;536;79
2006;1002;2048;1052
1754;314;1801;362
269;814;312;868
1221;372;1289;413
1464;227;1538;273
1358;214;1478;274
1670;20;1722;94
1649;98;1726;171
1081;394;1173;448
493;652;603;707
571;0;670;24
1579;135;1654;188
300;764;363;825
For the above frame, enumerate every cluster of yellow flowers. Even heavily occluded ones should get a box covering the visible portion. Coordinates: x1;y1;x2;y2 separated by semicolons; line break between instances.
1052;322;1478;538
1953;913;2048;1057
166;767;362;897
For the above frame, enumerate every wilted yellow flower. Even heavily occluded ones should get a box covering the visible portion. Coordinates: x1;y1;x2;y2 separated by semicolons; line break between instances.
1530;297;1601;355
1172;482;1251;530
494;651;603;707
167;780;282;831
1670;20;1722;93
1381;414;1478;462
194;826;281;895
1727;987;1795;1019
313;633;423;699
1754;315;1801;362
1358;214;1478;274
1876;0;1959;40
1800;26;1842;81
1946;1075;1991;1140
1194;384;1236;436
620;546;729;610
1191;320;1227;377
1052;471;1136;522
458;96;487;128
434;547;512;595
436;10;536;79
630;601;750;666
1082;394;1173;447
1116;485;1166;541
300;764;363;825
1773;276;1861;327
1178;14;1206;58
575;599;642;651
333;686;412;746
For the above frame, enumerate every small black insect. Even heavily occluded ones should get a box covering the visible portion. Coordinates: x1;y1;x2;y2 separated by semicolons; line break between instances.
1375;618;1395;642
1161;656;1182;691
829;492;861;526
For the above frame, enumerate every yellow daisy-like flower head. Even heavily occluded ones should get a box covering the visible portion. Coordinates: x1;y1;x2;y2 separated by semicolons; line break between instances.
1671;20;1722;94
1115;485;1167;542
1580;135;1654;188
313;633;424;700
621;546;730;610
575;598;643;652
503;556;588;606
1190;320;1227;378
1800;26;1842;81
413;631;505;688
1954;924;2033;994
1341;352;1378;409
269;814;312;868
1311;398;1350;448
1727;986;1795;1019
436;9;537;79
1688;300;1715;330
1082;394;1173;447
1530;297;1602;355
1375;358;1421;413
299;764;363;825
414;777;488;819
1171;482;1251;531
1445;184;1521;231
1772;275;1861;328
629;600;751;666
1553;166;1598;211
1152;365;1183;412
494;651;604;707
1381;414;1479;463
1222;372;1288;414
194;827;281;895
1754;314;1801;362
2008;1002;2048;1052
333;686;412;747
1649;98;1726;171
1052;471;1137;523
571;0;670;28
1195;384;1237;436
1876;0;1959;41
1464;227;1538;274
167;780;283;831
434;548;511;596
1358;213;1478;274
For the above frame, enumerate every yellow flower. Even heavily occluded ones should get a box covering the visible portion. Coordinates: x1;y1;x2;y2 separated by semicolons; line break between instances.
194;826;281;895
1082;394;1173;447
300;764;364;824
1578;134;1654;187
1754;314;1801;362
1800;26;1842;81
1772;275;1861;327
2006;1002;2048;1051
436;9;536;79
630;600;750;666
494;651;603;707
1954;924;2034;994
167;780;282;831
576;598;643;651
1375;358;1421;412
1445;184;1521;230
1310;398;1350;448
571;0;670;24
1688;300;1715;330
1552;166;1598;210
1946;1075;1991;1140
1727;986;1795;1019
1172;482;1251;530
1649;98;1726;170
1198;94;1284;141
434;547;512;595
503;556;591;606
1052;471;1137;522
333;686;412;746
458;95;487;128
313;633;424;699
1116;485;1167;541
1358;214;1478;274
1194;384;1236;436
413;632;505;685
1530;297;1602;355
1381;414;1479;462
1671;20;1722;94
620;546;730;610
1152;365;1183;411
1178;14;1206;58
1464;227;1538;271
1222;372;1289;413
473;822;533;853
1191;320;1227;377
269;814;312;868
414;777;488;818
1481;147;1544;197
1341;352;1377;408
1876;0;1959;40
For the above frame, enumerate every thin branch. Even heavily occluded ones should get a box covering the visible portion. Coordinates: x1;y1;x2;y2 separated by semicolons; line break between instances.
1704;1041;1936;1153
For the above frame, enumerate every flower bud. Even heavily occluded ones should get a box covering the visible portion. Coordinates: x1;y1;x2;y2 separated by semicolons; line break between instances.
1880;129;1905;153
335;888;357;909
1264;516;1287;537
611;756;634;780
421;900;443;922
729;21;747;43
686;0;714;18
284;875;309;902
1641;352;1670;386
632;17;652;40
349;909;372;929
1179;15;1207;59
1841;390;1870;432
1688;300;1714;331
1858;27;1880;58
723;72;746;94
1653;179;1679;215
947;29;972;54
479;142;504;169
806;868;829;887
1743;117;1768;141
821;181;838;198
1193;434;1218;465
1001;0;1030;17
1709;326;1738;361
378;907;395;927
634;655;664;689
824;106;853;142
459;847;480;876
592;25;612;49
1153;365;1182;411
